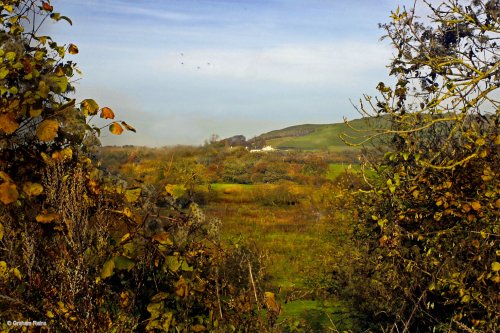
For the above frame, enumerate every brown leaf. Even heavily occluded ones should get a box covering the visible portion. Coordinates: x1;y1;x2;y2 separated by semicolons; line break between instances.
121;121;136;132
68;44;79;55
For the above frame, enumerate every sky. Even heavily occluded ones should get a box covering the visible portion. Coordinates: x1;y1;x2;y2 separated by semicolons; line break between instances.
47;0;413;146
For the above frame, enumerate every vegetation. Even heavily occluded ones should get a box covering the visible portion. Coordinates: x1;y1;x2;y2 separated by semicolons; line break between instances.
338;0;499;331
1;0;498;332
0;1;275;332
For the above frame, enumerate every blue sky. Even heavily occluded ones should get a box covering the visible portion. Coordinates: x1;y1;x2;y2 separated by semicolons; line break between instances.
48;0;411;146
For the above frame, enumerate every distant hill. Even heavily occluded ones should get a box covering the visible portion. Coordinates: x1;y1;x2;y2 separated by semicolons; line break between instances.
250;117;387;151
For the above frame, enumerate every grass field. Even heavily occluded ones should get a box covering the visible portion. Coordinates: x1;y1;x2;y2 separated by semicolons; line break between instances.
204;182;362;331
261;117;386;151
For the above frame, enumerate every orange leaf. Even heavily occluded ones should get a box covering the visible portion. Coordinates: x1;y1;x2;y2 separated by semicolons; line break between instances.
470;201;481;211
0;113;19;134
35;212;60;223
42;1;53;11
22;182;43;197
36;119;59;141
68;44;79;55
121;121;136;132
100;107;115;119
109;122;123;135
0;182;19;205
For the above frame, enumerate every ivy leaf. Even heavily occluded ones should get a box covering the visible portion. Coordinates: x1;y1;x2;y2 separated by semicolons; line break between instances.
0;182;19;204
100;107;115;119
109;122;124;135
81;99;99;116
121;121;136;132
68;44;78;54
100;258;115;279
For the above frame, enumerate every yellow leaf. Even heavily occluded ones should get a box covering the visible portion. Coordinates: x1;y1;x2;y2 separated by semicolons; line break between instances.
123;207;133;218
120;233;131;243
264;291;281;313
175;277;188;298
46;310;55;319
152;232;173;245
192;324;206;332
51;147;72;161
29;107;43;118
0;172;13;183
0;261;8;280
0;222;3;241
109;122;123;135
0;182;19;205
100;107;115;119
68;44;79;54
23;182;43;197
81;99;99;116
36;119;59;141
11;267;21;281
492;262;500;272
0;113;19;134
125;187;141;203
165;184;186;200
35;212;59;223
100;259;115;279
470;201;481;211
121;121;136;132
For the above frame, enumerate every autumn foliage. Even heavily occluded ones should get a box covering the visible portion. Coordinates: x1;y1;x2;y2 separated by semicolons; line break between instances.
0;1;270;332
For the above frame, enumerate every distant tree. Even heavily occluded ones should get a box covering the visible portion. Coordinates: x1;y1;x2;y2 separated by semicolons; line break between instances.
341;0;499;331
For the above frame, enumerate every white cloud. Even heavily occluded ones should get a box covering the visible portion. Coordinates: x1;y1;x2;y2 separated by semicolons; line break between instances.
150;42;392;85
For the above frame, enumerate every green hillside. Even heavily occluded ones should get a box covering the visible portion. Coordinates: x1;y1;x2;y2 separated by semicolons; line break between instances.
256;117;387;151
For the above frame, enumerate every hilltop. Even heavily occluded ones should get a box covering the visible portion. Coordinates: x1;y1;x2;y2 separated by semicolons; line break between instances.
223;117;387;151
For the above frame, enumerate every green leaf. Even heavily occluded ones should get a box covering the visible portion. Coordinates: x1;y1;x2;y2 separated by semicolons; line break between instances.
125;187;141;203
165;184;186;200
5;52;16;62
50;75;68;93
147;302;164;320
100;259;115;279
0;67;9;79
164;256;182;273
114;256;134;271
81;99;99;116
